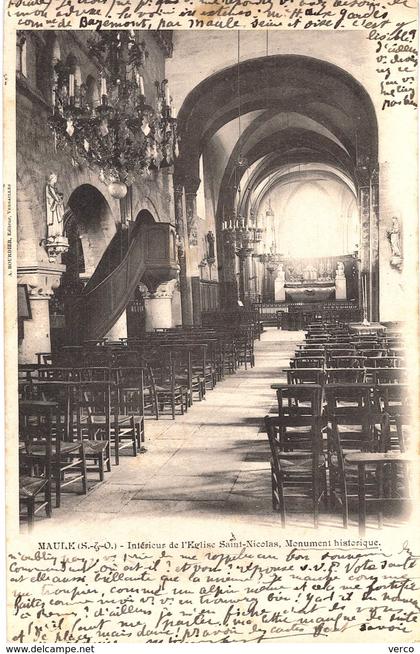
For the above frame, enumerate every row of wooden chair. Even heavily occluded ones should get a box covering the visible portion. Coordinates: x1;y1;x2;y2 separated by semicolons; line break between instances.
266;320;412;531
19;321;260;528
265;383;413;530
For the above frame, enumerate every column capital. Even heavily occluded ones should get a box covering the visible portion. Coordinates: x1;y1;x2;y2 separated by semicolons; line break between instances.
173;182;184;196
17;263;65;299
184;176;201;195
146;279;178;300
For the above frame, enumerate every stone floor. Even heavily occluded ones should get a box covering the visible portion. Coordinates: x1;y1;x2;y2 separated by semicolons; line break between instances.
33;327;411;537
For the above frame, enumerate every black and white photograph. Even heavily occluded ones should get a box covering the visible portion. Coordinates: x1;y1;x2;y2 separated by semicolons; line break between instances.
4;6;419;645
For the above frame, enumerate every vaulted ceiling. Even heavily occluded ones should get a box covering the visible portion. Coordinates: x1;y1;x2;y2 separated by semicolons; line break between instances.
175;53;377;228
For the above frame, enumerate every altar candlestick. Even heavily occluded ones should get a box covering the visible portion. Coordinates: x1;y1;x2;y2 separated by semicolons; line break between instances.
100;75;107;98
165;84;171;106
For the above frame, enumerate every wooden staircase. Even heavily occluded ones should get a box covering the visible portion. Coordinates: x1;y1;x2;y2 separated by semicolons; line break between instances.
69;221;179;343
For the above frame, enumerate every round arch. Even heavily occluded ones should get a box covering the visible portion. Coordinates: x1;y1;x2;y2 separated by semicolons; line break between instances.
176;54;377;181
67;184;114;275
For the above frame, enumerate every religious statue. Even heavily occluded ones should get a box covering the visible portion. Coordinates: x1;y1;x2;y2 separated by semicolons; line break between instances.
42;174;69;262
275;263;285;282
387;216;403;270
46;174;65;239
336;261;345;278
389;217;401;257
206;231;215;264
335;261;347;300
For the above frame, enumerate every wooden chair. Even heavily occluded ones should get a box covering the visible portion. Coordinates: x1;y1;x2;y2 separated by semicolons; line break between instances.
286;369;325;386
19;396;87;509
375;383;410;420
236;334;255;370
154;360;189;419
366;356;404;368
325;349;356;366
344;450;417;535
290;356;324;369
139;363;159;419
19;402;54;529
324;343;354;352
329;355;366;368
222;338;237;375
324;383;374;422
114;367;146;450
295;349;325;358
76;380;137;466
185;343;211;393
325;368;366;384
328;415;383;528
276;384;323;418
357;348;387;358
264;414;327;527
369;368;406;385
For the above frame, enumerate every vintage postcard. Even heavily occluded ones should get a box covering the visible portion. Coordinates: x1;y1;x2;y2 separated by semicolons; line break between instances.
3;0;419;647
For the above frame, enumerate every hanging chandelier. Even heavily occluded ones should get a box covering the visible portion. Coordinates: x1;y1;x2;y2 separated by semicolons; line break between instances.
48;31;179;199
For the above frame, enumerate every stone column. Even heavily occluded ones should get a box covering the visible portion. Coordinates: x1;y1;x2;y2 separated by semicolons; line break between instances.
184;176;200;248
105;311;127;340
356;157;372;320
18;264;65;363
236;242;254;305
221;230;238;307
174;182;193;326
144;280;178;332
357;155;380;323
370;165;380;322
184;177;202;325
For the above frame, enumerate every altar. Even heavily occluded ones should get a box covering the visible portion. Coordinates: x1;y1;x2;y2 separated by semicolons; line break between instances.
285;280;335;303
273;255;355;304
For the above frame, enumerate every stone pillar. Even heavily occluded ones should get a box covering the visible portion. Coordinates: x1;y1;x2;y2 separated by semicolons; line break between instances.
274;264;286;302
184;176;200;248
105;311;127;340
357;156;380;323
174;182;193;326
144;280;177;332
18;264;65;363
222;230;239;307
236;243;253;304
370;166;380;322
357;157;372;320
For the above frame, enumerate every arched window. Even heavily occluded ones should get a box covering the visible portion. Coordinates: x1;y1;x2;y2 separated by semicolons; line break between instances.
16;31;27;78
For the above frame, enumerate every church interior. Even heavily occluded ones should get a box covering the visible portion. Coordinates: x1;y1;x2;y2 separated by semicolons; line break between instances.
16;29;417;534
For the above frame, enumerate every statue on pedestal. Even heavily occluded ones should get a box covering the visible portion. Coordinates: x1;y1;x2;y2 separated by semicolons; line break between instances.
206;230;216;264
335;260;347;300
46;174;65;239
387;217;403;270
336;261;345;278
42;174;69;262
274;263;286;302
